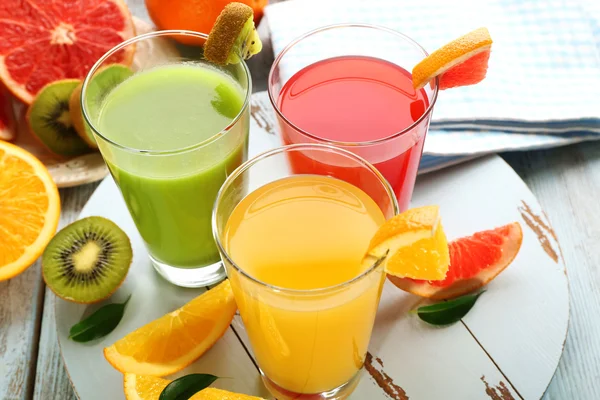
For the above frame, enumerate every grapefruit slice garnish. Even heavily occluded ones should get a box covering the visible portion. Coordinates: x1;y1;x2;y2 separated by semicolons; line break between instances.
412;27;493;90
0;85;16;141
388;222;523;300
0;0;135;104
364;205;450;281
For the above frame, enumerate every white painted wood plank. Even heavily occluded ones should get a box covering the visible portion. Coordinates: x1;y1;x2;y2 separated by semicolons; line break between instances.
504;143;600;400
0;258;44;400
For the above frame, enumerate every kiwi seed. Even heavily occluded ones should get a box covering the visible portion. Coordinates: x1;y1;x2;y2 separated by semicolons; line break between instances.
27;79;92;157
42;216;133;304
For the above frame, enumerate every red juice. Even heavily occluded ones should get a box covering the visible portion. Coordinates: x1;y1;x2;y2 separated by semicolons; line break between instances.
277;55;430;211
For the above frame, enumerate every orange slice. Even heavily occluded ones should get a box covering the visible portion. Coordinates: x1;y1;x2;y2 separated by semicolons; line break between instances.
412;27;493;90
0;141;60;281
364;205;450;281
104;280;236;376
124;373;264;400
389;222;522;300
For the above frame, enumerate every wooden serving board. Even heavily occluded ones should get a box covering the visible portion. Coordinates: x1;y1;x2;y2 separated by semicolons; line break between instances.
55;92;569;400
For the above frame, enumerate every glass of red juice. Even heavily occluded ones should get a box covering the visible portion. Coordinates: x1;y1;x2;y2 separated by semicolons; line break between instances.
268;24;438;211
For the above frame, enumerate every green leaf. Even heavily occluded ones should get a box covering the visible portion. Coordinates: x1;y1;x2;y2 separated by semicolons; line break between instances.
69;295;131;342
416;291;485;326
159;374;219;400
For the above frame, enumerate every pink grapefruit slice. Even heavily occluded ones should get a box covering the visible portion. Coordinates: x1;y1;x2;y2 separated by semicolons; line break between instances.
412;27;493;90
388;222;522;300
0;0;135;104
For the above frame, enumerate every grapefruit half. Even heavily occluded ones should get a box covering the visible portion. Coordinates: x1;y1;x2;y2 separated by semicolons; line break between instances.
0;0;135;104
388;222;523;300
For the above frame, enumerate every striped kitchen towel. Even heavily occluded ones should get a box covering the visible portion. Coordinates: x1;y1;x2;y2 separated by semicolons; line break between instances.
263;0;600;172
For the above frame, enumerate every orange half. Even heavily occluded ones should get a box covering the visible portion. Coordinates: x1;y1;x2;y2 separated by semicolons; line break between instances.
412;27;493;90
104;280;237;376
0;141;60;281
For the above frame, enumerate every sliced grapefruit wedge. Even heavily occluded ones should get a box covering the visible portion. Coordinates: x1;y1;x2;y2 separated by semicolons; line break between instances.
388;222;523;300
412;27;493;90
0;0;135;104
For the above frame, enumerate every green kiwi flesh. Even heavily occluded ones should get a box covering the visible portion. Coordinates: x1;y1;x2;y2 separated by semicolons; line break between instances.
71;64;133;147
27;79;91;157
42;216;133;304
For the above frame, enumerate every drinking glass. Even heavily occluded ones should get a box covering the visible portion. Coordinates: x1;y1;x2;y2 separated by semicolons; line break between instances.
268;24;439;212
213;144;399;399
82;31;251;287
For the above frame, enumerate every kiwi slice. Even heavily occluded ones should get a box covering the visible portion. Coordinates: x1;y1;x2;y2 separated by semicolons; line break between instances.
204;2;263;65
70;64;133;148
26;79;91;157
42;216;133;304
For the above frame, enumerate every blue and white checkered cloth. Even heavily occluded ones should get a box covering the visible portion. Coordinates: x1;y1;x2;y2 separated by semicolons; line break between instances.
264;0;600;172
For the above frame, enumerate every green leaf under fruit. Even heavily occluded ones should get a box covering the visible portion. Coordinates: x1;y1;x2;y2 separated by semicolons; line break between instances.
69;295;131;342
416;291;485;326
159;374;219;400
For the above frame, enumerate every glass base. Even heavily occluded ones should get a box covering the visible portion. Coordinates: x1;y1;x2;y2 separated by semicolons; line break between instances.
260;369;362;400
149;254;226;288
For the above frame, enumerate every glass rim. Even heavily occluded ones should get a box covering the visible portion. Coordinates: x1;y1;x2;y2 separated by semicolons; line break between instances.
212;143;400;295
267;23;439;147
81;29;252;156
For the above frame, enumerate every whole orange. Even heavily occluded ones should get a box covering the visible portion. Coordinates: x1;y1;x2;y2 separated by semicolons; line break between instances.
145;0;267;45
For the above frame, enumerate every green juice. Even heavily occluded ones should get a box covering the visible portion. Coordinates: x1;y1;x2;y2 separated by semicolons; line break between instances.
97;64;248;267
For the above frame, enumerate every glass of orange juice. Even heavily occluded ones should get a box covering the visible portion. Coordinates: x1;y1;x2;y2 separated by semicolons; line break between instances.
212;144;398;399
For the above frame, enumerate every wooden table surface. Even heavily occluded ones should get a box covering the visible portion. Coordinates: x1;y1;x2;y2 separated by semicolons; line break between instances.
2;1;599;399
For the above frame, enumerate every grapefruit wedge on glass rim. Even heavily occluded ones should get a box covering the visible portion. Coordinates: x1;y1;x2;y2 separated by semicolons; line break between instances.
412;27;493;90
0;0;136;104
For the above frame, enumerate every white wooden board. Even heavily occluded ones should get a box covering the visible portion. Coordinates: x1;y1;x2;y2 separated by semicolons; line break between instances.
55;92;569;400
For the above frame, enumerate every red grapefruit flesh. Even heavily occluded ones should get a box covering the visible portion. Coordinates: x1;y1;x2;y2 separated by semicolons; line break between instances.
0;85;16;141
439;50;491;90
0;0;135;104
388;222;523;300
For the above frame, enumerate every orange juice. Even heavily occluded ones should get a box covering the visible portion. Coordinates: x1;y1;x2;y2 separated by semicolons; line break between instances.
222;175;386;394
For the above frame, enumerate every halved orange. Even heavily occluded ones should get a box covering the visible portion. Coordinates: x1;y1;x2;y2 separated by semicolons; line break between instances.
389;222;523;300
364;205;450;281
104;280;237;376
124;373;264;400
412;27;493;90
0;141;60;281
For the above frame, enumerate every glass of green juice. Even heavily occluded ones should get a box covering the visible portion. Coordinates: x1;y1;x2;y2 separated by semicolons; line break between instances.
81;31;251;287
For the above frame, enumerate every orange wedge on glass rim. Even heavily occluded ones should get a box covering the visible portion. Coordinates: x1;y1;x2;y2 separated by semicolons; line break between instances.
364;205;450;281
123;374;264;400
412;27;493;90
104;280;236;377
0;141;60;281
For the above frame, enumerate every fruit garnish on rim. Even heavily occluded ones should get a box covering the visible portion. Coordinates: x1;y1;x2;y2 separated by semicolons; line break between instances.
363;205;450;281
204;2;263;65
0;141;60;281
412;27;493;90
104;280;236;377
389;222;523;300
